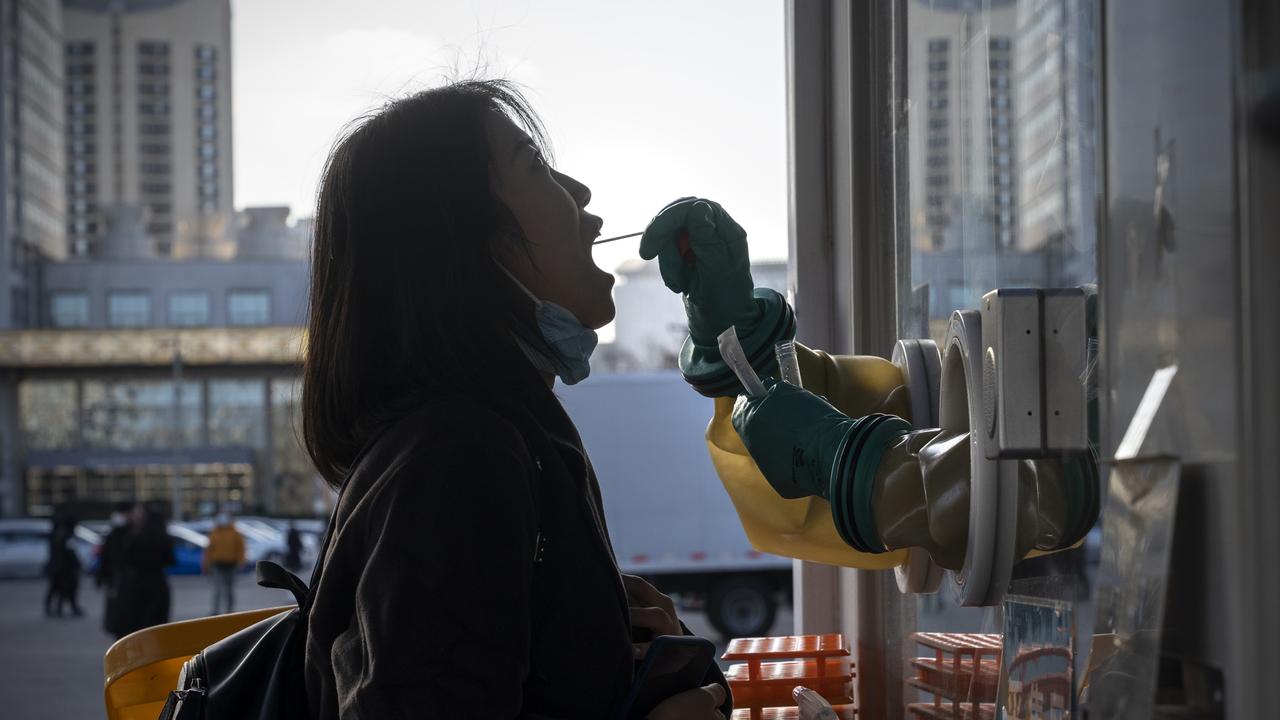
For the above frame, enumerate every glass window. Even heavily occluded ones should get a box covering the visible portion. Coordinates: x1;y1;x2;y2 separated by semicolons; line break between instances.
19;380;77;450
168;291;210;327
270;378;314;508
227;290;270;326
897;0;1101;666
49;291;89;327
209;379;266;447
81;380;201;450
107;291;150;327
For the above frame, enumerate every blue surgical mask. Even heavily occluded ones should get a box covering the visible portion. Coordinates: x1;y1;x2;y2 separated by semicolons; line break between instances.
501;267;598;385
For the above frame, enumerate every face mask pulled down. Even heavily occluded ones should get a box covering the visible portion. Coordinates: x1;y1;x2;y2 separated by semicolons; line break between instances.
500;267;598;385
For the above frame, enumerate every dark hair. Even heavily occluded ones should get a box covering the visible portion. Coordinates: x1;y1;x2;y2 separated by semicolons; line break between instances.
303;80;552;488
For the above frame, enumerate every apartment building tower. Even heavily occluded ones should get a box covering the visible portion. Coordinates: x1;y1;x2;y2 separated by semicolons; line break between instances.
62;0;233;259
0;0;68;330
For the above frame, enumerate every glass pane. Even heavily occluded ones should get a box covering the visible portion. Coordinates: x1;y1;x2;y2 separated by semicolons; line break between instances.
81;379;201;449
108;291;151;327
208;378;266;447
168;291;210;326
901;0;1099;345
270;377;316;513
18;380;77;449
896;0;1103;703
227;289;271;326
49;292;89;327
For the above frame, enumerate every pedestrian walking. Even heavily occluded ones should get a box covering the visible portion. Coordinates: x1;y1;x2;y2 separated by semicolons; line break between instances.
95;502;133;636
202;512;245;615
284;521;303;573
43;509;83;618
114;503;175;638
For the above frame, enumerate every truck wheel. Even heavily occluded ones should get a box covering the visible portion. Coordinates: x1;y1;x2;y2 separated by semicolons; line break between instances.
708;576;777;639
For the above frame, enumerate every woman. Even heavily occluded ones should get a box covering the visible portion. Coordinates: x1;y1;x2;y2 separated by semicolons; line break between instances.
302;80;730;719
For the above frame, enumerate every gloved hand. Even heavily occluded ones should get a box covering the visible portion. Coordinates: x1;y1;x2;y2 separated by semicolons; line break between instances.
733;378;912;553
641;198;795;397
639;197;760;345
731;378;860;500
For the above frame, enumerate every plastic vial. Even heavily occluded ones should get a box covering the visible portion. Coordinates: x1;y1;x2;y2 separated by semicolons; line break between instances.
776;340;803;387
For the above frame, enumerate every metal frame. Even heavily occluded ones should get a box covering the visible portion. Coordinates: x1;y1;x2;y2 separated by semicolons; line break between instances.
1231;0;1280;713
785;1;912;716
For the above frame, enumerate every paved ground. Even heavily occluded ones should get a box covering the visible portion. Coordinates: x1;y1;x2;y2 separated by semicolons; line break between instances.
0;575;791;719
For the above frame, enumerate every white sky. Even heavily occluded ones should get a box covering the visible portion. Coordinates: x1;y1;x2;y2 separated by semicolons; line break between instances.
230;0;790;278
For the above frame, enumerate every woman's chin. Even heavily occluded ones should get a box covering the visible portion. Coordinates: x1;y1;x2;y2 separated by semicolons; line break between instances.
585;297;617;330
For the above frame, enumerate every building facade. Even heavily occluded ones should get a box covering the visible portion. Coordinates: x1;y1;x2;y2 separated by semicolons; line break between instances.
0;0;69;331
61;0;233;259
0;207;313;519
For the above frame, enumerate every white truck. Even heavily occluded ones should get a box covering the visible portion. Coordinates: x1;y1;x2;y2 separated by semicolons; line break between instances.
556;371;792;638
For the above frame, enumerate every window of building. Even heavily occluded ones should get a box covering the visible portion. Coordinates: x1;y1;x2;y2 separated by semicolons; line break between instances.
49;291;89;328
18;381;78;450
227;290;271;326
138;41;169;56
81;379;201;450
107;291;150;328
209;379;266;448
167;291;210;327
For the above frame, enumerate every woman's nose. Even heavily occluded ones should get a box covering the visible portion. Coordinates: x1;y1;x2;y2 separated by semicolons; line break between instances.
554;169;592;208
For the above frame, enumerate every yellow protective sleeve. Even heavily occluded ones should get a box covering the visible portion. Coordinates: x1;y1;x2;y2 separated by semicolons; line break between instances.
704;343;911;569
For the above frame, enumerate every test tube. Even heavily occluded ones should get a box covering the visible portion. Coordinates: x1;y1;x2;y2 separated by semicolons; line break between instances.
776;340;803;387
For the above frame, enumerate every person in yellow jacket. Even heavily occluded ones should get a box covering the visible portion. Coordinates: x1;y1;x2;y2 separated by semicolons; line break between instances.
202;512;246;615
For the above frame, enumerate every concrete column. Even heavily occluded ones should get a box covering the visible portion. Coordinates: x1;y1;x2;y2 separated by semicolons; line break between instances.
0;374;22;517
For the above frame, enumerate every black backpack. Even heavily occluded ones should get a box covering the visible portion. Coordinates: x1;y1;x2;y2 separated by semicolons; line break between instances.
157;553;329;720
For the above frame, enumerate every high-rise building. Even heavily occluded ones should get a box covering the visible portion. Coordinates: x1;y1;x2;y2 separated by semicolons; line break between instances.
0;0;68;329
1014;0;1097;258
62;0;233;259
908;0;1017;252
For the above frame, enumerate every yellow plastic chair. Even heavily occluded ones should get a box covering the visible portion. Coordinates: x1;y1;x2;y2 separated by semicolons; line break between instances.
103;605;292;720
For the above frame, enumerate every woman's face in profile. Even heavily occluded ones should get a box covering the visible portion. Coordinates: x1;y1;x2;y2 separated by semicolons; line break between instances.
487;111;616;329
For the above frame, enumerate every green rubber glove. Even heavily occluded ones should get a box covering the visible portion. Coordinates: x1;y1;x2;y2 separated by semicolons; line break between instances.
733;379;913;554
731;379;860;500
639;197;761;345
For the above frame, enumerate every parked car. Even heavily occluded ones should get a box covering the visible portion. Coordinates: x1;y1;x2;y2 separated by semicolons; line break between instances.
165;524;210;575
238;516;324;569
0;519;100;579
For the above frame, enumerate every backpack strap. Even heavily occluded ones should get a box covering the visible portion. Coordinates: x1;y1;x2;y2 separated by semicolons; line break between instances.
256;561;309;608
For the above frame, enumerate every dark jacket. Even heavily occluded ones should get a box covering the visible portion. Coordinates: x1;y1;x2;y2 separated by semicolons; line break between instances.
116;526;175;636
304;384;638;719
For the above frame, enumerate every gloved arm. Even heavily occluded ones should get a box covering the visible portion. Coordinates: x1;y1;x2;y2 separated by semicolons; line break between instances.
732;379;912;554
640;198;795;397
